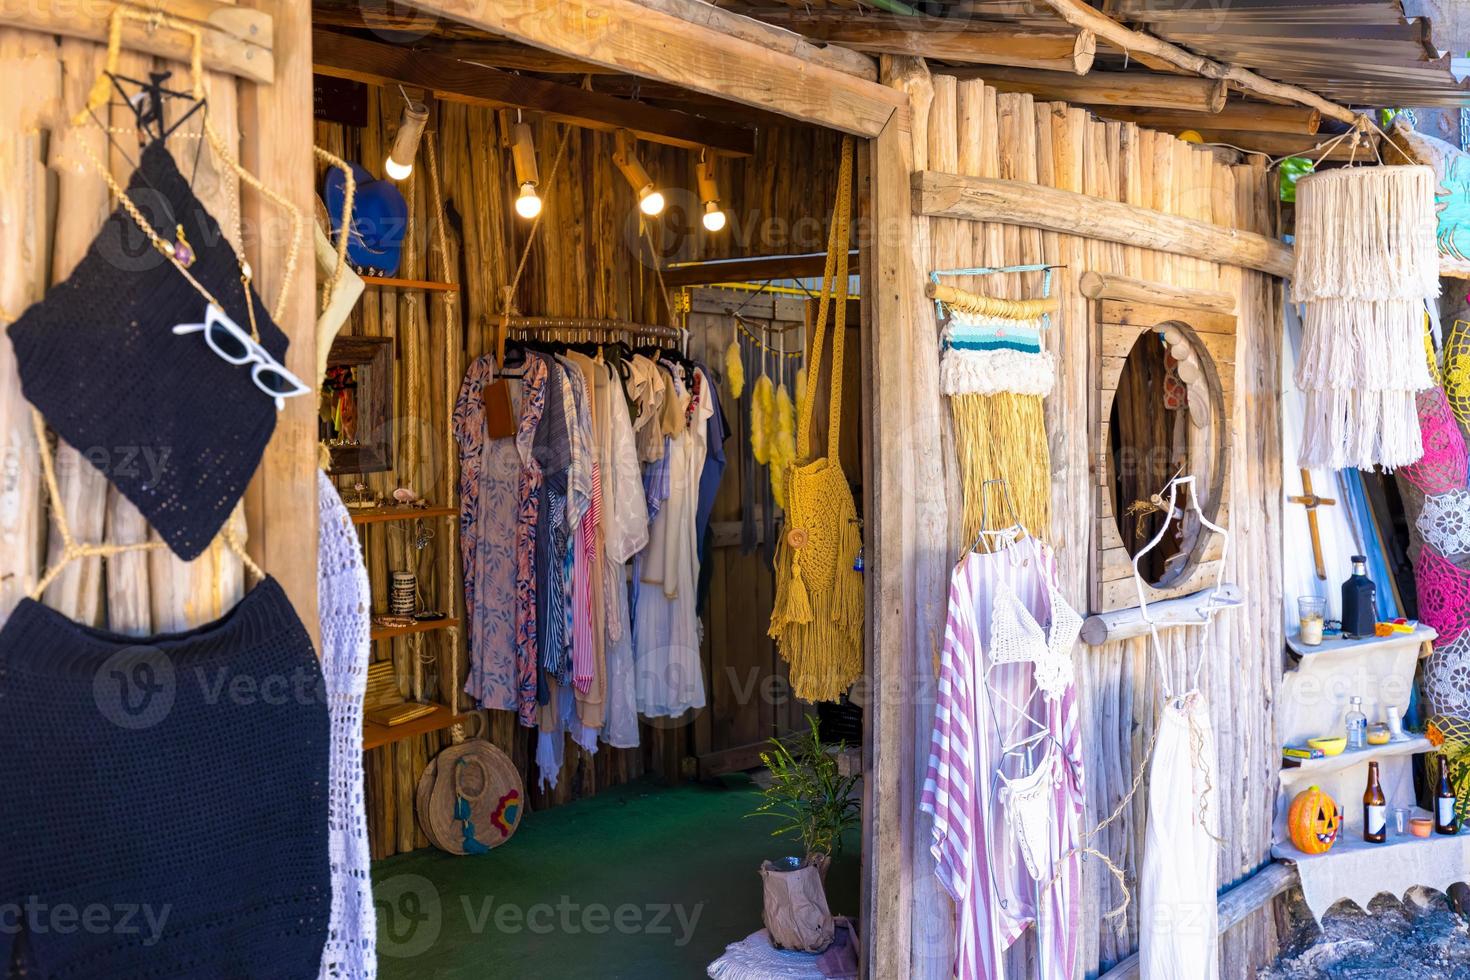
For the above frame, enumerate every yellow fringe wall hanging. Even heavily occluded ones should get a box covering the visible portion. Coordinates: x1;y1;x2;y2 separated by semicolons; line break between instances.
769;136;863;703
931;264;1059;548
725;338;745;398
750;373;773;466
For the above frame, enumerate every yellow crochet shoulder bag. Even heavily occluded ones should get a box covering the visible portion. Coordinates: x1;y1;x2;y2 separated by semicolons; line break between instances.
768;137;864;703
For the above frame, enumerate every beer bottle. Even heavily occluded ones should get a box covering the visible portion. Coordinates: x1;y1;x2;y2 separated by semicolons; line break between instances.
1363;761;1387;843
1436;756;1460;835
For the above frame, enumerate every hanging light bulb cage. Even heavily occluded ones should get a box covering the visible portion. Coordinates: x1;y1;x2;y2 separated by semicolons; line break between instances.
385;97;429;181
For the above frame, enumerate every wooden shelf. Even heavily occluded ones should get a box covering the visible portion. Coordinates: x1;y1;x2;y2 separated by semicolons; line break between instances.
1281;736;1432;778
349;504;457;525
371;616;460;641
363;703;470;751
360;275;460;292
1286;625;1437;660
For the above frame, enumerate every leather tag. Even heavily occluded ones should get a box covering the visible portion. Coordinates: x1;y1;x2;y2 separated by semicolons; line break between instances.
482;379;516;438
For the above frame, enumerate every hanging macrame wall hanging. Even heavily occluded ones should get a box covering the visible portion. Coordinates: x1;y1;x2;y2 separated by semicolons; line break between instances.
1293;164;1439;470
929;264;1058;546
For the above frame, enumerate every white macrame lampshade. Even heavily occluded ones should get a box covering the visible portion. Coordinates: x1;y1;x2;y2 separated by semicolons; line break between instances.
1293;165;1439;470
1418;487;1470;557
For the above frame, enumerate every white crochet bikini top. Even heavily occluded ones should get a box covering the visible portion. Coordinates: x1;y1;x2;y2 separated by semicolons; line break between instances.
986;537;1082;699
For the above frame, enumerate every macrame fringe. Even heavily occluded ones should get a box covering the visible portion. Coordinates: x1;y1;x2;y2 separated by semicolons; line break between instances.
941;347;1056;397
1299;387;1425;470
951;392;1052;546
1292;165;1441;303
1295;298;1434;392
725;339;745;398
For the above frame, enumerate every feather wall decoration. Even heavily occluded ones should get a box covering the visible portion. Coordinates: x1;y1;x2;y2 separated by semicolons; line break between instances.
725;339;745;398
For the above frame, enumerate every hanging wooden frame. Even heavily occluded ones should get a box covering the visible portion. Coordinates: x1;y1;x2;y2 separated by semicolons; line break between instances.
1090;295;1237;614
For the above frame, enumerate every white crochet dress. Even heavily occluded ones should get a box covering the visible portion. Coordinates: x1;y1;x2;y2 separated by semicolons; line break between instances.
317;471;378;979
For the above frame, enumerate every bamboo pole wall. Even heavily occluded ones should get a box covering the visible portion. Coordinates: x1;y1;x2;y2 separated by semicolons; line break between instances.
913;76;1285;978
316;86;845;858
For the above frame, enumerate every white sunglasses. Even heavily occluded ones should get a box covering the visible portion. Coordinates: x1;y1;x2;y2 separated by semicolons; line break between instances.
172;305;311;411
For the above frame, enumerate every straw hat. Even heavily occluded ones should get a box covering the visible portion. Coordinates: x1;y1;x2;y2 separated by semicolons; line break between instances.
417;740;524;855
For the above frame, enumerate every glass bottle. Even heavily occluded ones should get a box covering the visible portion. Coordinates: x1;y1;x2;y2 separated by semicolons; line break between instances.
1363;761;1387;843
1436;756;1460;835
1340;555;1377;639
1345;696;1367;751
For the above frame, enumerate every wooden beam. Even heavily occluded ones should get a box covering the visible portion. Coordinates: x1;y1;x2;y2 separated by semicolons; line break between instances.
662;250;858;287
914;170;1293;277
239;0;318;643
632;0;878;80
740;12;1096;74
949;66;1228;112
1093;103;1321;136
1079;583;1243;644
312;30;756;156
1097;862;1299;979
1186;130;1377;162
395;0;906;136
410;40;623;75
2;0;273;84
1079;271;1236;315
1032;0;1359;124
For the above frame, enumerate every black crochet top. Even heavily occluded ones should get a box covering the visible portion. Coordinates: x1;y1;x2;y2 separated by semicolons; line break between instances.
6;141;289;561
0;578;330;978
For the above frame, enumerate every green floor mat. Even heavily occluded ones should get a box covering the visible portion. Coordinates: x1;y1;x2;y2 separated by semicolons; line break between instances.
372;774;862;979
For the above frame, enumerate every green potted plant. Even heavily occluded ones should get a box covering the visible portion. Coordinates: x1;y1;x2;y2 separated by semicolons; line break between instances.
746;715;861;952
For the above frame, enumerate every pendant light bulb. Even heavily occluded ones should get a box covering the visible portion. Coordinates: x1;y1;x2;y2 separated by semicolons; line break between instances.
702;200;727;232
639;186;666;217
615;129;665;218
384;154;414;181
515;181;542;220
696;152;725;232
385;96;429;182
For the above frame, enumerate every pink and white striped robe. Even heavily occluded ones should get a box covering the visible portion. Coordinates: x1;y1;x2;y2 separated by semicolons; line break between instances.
921;544;1086;980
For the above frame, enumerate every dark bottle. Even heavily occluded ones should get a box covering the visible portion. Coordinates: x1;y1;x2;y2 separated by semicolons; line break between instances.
1340;555;1377;639
1363;761;1387;843
1436;756;1460;835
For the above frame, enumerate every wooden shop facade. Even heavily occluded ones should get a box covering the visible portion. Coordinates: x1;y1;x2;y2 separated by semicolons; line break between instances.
6;0;1468;978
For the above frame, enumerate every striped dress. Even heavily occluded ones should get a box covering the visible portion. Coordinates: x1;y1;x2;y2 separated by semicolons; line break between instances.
921;542;1085;980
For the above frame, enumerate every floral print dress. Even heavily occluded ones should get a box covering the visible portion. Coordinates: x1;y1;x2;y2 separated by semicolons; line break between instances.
453;352;548;724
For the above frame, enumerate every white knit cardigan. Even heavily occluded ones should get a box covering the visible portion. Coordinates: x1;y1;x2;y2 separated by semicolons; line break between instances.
317;471;378;979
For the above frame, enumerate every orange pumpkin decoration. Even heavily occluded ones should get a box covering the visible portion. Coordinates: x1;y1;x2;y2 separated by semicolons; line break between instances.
1288;785;1340;855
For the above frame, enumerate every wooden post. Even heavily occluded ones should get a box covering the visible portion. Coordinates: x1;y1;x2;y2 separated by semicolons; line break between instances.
239;0;318;642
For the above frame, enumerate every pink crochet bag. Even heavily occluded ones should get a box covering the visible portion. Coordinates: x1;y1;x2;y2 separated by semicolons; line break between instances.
1398;387;1468;494
1417;545;1470;644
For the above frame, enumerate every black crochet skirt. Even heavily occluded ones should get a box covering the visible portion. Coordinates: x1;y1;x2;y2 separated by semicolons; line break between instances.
0;578;330;978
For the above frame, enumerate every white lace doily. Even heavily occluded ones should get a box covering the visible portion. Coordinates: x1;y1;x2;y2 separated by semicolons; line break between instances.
1424;630;1470;718
1417;487;1470;557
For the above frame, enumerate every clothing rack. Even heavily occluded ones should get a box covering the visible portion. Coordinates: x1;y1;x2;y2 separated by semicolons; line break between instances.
504;316;685;347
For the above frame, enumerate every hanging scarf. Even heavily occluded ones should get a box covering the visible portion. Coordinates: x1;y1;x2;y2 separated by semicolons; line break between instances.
769;137;863;703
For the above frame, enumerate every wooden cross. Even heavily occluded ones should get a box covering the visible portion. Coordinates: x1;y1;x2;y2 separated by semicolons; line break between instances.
1287;469;1337;580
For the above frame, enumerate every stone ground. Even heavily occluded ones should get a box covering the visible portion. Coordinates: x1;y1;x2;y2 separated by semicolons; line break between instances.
1263;889;1470;979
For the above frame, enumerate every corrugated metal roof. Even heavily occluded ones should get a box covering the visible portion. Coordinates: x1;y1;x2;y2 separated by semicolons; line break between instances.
720;0;1468;109
1113;0;1470;107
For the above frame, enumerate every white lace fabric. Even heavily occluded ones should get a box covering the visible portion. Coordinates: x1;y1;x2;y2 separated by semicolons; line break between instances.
1425;630;1470;719
316;471;378;980
1418;487;1470;557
